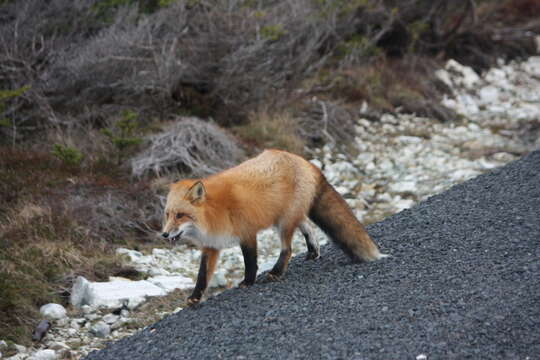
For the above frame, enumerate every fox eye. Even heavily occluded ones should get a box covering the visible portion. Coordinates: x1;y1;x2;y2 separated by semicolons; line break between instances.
175;213;184;219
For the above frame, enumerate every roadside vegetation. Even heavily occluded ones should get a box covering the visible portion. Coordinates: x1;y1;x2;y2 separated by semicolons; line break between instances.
1;0;539;345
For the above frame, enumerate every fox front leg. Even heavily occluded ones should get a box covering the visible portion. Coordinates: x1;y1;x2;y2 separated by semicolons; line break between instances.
188;247;219;306
239;237;258;288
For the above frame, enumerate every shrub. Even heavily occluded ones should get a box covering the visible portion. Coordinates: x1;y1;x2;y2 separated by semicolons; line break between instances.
102;110;143;164
0;85;30;145
131;117;244;177
51;144;84;167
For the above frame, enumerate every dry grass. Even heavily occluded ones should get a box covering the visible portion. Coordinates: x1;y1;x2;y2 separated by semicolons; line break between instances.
0;147;161;345
234;109;305;155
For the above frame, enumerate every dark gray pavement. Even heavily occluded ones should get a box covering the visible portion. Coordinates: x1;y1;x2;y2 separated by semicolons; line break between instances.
85;150;540;359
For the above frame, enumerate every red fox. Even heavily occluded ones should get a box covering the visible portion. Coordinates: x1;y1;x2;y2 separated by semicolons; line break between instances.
161;149;387;305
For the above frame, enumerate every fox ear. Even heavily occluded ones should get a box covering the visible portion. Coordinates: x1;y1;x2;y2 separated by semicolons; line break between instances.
186;181;206;204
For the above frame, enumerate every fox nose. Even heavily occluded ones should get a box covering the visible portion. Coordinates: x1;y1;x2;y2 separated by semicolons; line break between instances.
161;232;169;239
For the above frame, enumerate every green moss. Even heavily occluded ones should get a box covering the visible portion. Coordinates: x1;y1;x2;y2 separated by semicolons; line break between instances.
260;24;286;41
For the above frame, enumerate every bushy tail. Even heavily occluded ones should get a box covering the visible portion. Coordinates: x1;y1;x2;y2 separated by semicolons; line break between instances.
308;177;386;261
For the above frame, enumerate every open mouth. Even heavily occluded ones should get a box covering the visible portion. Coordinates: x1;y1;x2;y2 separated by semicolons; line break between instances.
169;231;183;244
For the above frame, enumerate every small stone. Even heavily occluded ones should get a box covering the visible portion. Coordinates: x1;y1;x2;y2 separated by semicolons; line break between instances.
30;349;56;360
492;152;516;163
110;319;126;330
55;318;68;327
0;341;6;350
48;342;70;351
209;271;227;288
66;329;78;337
69;320;81;330
416;354;427;360
13;345;26;354
120;309;129;318
84;313;100;321
32;320;51;342
90;322;110;338
39;304;67;320
102;314;119;325
390;181;416;194
81;305;93;315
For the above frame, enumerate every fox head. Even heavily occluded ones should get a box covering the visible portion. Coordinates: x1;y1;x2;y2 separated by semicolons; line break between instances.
161;180;206;243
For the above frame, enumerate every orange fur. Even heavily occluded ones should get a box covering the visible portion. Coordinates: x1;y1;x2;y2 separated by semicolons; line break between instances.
162;149;386;303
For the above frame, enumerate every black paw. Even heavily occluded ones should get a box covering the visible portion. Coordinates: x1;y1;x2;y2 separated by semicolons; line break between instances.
238;279;255;288
186;296;201;306
305;252;320;261
263;272;282;283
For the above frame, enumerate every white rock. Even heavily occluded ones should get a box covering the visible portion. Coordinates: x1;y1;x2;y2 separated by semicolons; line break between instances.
416;354;427;360
147;275;194;292
72;317;86;325
394;198;415;212
334;186;350;196
84;314;100;321
70;276;90;308
66;328;78;337
81;305;94;314
71;276;166;309
55;318;68;327
492;152;516;163
209;271;227;288
434;69;453;88
445;59;480;88
479;85;499;104
120;309;130;318
450;169;481;182
102;314;119;325
90;322;110;338
29;349;56;360
13;345;26;354
0;341;6;350
396;135;422;144
389;181;416;194
47;342;69;351
39;304;66;320
309;159;322;169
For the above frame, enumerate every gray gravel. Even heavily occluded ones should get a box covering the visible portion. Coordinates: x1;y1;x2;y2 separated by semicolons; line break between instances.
85;150;540;360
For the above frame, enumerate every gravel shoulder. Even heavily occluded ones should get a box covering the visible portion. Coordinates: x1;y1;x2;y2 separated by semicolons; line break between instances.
85;150;540;360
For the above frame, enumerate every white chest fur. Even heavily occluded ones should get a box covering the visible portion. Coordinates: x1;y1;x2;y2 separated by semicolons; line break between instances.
178;222;240;249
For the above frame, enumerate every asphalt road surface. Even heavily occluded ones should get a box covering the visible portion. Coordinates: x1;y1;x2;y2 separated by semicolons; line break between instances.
85;150;540;360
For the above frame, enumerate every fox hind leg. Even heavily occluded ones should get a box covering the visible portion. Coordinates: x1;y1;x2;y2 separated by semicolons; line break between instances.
267;221;298;281
299;220;320;260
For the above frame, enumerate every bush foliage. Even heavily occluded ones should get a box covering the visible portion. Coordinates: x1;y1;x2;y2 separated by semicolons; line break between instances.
1;0;537;139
